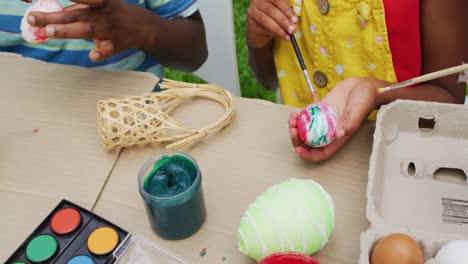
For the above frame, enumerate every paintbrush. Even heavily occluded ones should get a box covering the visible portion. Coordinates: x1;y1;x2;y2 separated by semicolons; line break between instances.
289;34;319;102
379;63;468;93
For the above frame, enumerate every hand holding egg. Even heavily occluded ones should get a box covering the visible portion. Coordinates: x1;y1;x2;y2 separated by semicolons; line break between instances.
21;0;64;43
289;78;386;162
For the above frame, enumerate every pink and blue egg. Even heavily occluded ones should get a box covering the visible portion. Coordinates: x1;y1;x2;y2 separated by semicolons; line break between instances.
297;102;339;147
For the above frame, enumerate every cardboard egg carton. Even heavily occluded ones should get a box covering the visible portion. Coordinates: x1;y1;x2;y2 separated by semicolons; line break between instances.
359;100;468;263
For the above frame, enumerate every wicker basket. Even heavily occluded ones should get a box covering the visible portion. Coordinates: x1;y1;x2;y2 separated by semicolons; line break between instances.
97;79;235;150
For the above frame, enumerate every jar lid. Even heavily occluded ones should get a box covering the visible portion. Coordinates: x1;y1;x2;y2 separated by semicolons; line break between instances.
258;253;320;264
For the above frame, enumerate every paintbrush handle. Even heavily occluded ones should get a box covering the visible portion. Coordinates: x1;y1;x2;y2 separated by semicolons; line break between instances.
379;63;468;93
290;34;307;70
289;34;319;101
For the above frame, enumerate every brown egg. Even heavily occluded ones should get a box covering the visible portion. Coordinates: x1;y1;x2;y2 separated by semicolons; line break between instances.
370;233;424;264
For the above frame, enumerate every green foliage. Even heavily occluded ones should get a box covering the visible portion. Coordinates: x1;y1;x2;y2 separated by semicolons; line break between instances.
233;0;276;102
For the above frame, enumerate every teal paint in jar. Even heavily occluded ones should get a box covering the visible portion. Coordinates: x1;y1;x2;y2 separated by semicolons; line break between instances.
138;151;206;240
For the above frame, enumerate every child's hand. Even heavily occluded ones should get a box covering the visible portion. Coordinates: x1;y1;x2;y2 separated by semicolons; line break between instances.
247;0;298;48
28;0;151;62
289;78;390;162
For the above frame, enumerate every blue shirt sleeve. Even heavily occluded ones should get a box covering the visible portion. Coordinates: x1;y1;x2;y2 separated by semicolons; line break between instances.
146;0;199;19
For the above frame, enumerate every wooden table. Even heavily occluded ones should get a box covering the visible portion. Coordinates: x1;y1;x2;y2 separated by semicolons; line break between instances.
0;53;373;263
0;53;155;257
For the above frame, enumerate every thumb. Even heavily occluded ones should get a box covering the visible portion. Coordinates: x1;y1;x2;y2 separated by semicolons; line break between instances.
90;40;115;62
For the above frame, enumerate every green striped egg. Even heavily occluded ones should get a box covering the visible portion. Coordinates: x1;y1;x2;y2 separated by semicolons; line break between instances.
237;179;335;261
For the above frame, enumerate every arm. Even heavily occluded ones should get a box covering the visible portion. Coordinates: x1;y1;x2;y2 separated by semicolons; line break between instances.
247;40;278;90
376;0;468;107
142;11;207;72
30;0;207;72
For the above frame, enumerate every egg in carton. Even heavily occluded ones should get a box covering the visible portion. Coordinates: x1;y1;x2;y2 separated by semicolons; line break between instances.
359;100;468;264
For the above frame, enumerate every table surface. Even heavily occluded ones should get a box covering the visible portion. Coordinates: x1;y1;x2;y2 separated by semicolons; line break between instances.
0;53;374;263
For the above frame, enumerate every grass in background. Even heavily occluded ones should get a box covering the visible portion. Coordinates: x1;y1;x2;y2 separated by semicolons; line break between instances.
165;68;207;84
165;0;276;103
233;0;276;102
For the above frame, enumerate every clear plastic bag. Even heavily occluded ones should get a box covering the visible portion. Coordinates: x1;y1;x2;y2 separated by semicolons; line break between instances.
114;234;190;264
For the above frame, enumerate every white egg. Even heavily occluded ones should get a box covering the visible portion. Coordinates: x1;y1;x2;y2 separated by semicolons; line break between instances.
435;240;468;264
424;258;439;264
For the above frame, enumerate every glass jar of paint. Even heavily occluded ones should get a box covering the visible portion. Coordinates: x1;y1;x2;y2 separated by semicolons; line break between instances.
138;151;206;240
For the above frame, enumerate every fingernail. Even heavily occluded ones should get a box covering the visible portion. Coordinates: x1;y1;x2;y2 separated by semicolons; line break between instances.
45;26;55;37
285;35;291;41
337;129;345;138
92;52;101;60
288;25;295;34
291;16;298;23
27;15;36;25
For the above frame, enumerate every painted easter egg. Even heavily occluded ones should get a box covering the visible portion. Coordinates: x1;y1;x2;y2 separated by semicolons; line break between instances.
237;179;335;261
21;0;64;43
436;240;468;264
297;102;339;147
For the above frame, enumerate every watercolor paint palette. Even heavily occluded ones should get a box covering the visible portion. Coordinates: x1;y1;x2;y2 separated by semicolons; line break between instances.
6;200;191;264
6;200;129;264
